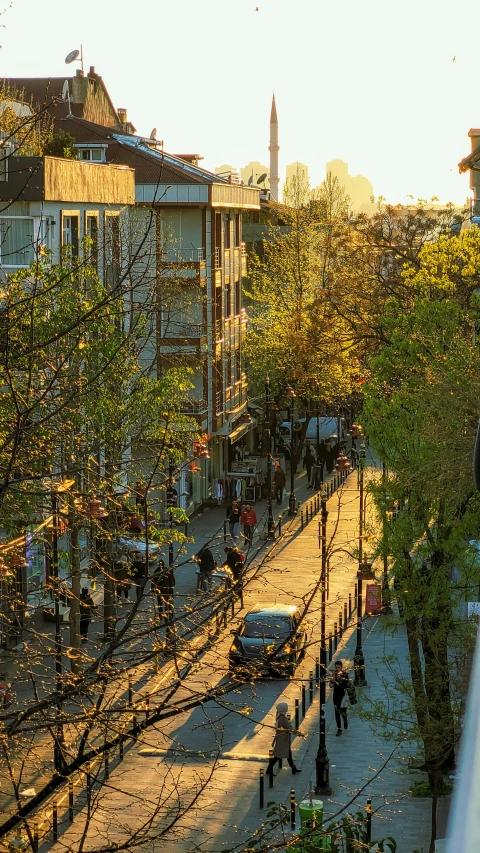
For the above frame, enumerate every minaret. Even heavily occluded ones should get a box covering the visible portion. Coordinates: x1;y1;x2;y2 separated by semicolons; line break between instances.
269;94;279;202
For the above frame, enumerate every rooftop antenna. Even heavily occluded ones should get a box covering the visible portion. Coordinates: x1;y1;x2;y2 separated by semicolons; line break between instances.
65;46;84;74
62;79;72;116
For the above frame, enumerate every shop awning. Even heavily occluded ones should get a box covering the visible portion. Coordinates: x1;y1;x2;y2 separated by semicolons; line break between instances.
229;418;257;443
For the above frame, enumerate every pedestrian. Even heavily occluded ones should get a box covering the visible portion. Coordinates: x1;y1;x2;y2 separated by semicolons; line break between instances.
273;464;286;505
226;499;242;542
329;660;356;736
79;587;95;642
224;546;244;593
135;480;146;508
266;702;304;776
131;550;146;601
114;553;131;600
241;503;257;545
197;546;216;592
317;439;328;482
303;446;315;485
151;559;175;623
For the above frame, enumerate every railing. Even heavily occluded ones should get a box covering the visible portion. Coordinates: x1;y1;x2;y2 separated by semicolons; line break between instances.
216;390;223;414
163;247;204;263
214;247;221;268
180;397;208;414
215;319;224;341
162;322;206;338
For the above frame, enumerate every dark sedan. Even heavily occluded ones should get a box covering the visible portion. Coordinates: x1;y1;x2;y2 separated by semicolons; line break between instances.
228;604;306;678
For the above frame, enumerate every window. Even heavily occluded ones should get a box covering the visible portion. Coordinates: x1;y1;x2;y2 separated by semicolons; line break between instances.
61;213;79;258
105;214;120;287
224;215;231;249
77;148;105;162
0;217;35;265
85;213;98;263
235;214;241;246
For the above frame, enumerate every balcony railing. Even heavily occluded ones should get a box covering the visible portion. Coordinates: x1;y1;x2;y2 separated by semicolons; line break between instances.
162;247;205;263
216;390;223;414
214;247;221;268
180;397;208;414
162;322;206;338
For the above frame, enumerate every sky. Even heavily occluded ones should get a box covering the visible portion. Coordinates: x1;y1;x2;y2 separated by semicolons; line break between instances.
1;0;477;204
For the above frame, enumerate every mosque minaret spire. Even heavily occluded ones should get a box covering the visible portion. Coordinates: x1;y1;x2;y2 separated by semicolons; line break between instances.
269;94;279;202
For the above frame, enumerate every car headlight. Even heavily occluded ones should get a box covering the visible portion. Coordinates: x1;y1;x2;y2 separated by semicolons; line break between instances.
229;643;242;655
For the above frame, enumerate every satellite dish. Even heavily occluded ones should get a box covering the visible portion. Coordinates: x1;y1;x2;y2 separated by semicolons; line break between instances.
65;49;80;64
62;80;69;101
257;172;267;185
248;175;253;186
150;127;157;139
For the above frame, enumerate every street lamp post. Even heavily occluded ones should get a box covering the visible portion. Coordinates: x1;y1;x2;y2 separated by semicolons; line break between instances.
285;387;297;516
315;488;332;795
265;378;275;539
382;461;393;615
354;443;367;686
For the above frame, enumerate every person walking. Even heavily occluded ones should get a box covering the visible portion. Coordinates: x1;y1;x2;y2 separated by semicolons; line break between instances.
79;587;95;642
224;546;244;599
131;550;146;601
114;554;131;600
241;503;257;546
226;499;242;542
330;660;356;736
273;464;286;505
303;446;316;486
196;546;216;592
266;702;304;776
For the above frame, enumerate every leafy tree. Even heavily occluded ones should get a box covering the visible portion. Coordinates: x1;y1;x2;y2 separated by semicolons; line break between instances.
43;130;76;159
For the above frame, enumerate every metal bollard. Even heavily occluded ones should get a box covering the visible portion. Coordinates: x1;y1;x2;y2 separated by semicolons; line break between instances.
290;790;296;831
301;509;304;529
349;592;352;619
119;726;124;761
306;505;309;524
366;798;372;842
52;799;58;842
128;674;133;707
328;632;333;662
302;684;306;717
278;514;282;537
310;500;313;518
344;601;348;628
315;660;320;688
334;622;338;651
104;748;109;781
354;583;358;609
68;779;74;822
295;698;299;730
339;610;343;638
223;520;227;542
145;695;150;722
33;822;39;852
309;670;314;704
259;768;265;808
268;750;274;788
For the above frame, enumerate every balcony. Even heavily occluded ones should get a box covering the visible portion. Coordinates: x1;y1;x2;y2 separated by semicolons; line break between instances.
180;397;208;415
161;247;207;285
161;321;206;339
216;390;223;414
214;247;221;269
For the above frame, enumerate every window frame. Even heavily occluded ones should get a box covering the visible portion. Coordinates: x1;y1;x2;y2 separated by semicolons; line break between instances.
61;210;80;259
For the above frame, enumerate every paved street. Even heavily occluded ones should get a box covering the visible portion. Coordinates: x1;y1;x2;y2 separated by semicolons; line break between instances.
37;451;446;853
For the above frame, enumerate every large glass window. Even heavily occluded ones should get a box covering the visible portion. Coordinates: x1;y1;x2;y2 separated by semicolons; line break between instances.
61;213;79;258
0;217;35;265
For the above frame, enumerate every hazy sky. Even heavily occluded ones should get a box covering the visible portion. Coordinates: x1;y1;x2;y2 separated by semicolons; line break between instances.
1;0;477;203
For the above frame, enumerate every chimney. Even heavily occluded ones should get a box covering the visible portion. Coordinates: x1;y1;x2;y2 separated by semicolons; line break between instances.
88;66;97;78
117;108;127;125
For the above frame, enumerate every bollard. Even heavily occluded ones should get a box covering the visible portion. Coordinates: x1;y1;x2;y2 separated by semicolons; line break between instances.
68;778;74;822
145;695;150;721
354;583;358;609
334;622;338;651
119;726;124;761
344;601;348;628
259;768;265;808
231;595;235;618
290;790;296;831
223;520;227;542
52;799;58;842
310;500;313;518
306;505;309;524
153;650;159;673
349;592;352;619
128;674;133;707
33;822;39;852
366;798;372;842
278;514;282;537
295;698;300;730
315;660;320;688
301;509;304;530
328;632;333;662
268;750;274;788
301;684;306;717
309;670;314;704
339;610;343;638
104;748;109;781
184;521;188;537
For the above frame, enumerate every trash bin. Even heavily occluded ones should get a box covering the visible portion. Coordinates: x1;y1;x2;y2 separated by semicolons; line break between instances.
290;796;329;851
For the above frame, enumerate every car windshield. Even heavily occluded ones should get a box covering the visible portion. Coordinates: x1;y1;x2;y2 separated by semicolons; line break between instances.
243;618;291;639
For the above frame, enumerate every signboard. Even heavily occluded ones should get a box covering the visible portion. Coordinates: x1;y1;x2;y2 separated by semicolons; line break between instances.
365;583;382;614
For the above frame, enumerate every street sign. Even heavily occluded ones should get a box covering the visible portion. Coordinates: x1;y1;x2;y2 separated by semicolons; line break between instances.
365;583;382;614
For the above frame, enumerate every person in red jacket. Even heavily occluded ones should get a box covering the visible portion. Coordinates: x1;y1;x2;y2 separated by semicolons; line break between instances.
241;504;257;546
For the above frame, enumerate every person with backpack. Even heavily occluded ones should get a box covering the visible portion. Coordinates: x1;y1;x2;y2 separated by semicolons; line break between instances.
79;587;95;642
330;659;356;735
196;546;216;592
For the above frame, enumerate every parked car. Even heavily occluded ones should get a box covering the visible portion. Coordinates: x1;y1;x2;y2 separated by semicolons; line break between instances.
117;536;162;565
279;417;345;448
228;603;306;678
